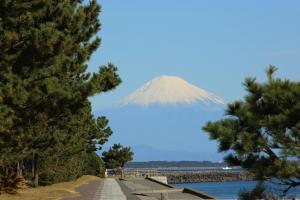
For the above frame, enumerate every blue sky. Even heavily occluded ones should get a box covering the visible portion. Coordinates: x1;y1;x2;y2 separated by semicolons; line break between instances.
89;0;300;111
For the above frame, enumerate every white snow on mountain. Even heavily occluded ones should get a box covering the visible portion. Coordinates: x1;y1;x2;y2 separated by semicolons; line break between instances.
120;75;225;106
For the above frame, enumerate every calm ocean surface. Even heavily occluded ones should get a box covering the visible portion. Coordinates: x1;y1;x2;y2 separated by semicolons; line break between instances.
173;180;300;199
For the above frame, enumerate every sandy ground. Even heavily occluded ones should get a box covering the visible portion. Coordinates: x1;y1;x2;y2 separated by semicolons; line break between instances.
0;175;100;200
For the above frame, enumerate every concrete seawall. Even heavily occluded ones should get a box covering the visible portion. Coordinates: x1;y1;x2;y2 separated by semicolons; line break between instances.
118;177;217;199
167;172;255;184
149;176;168;184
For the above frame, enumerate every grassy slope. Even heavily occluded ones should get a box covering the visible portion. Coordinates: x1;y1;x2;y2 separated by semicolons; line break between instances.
0;175;100;200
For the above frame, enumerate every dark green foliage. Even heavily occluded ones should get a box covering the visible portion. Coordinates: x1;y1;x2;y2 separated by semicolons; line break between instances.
38;151;104;186
203;66;300;195
0;0;120;189
102;144;134;169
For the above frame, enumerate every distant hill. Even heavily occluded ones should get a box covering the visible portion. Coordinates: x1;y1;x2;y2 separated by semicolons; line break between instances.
96;104;225;161
124;161;227;168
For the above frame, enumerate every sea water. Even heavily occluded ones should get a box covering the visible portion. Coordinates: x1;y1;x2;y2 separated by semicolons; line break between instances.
173;180;300;199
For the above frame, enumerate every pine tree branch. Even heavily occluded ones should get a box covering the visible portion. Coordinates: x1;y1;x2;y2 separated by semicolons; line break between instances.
264;147;278;160
283;181;300;195
2;41;25;53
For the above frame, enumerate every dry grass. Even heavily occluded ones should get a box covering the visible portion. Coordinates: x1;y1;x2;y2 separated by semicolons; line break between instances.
0;175;100;200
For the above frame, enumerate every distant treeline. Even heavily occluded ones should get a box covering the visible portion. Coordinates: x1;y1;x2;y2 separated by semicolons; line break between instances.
125;161;226;168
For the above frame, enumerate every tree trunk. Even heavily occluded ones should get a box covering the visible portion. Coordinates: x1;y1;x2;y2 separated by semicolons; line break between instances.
121;169;124;179
16;161;23;176
20;160;23;177
34;155;39;187
17;161;20;176
32;156;35;178
54;157;60;172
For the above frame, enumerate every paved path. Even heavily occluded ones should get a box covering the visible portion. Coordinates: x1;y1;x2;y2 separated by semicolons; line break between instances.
62;179;103;200
93;178;127;200
117;179;141;200
63;178;127;200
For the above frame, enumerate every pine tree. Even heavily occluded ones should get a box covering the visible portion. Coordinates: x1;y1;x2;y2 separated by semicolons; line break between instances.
0;0;121;187
102;144;134;169
203;66;300;195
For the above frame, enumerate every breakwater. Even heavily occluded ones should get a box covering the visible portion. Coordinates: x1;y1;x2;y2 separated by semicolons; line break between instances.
167;172;255;184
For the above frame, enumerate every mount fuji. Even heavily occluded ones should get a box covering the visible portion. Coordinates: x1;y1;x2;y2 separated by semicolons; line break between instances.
95;75;226;161
120;75;225;106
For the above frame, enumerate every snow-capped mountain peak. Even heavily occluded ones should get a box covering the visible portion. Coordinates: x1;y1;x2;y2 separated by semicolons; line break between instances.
120;75;225;106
